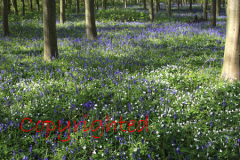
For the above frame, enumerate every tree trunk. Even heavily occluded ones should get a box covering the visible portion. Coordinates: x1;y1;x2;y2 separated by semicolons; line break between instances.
43;0;59;61
168;0;171;16
216;0;221;16
96;0;98;9
21;0;25;16
76;0;79;14
182;0;184;6
8;0;11;14
203;0;207;20
190;0;192;10
211;0;216;26
125;0;127;8
36;0;39;11
12;0;18;15
225;0;227;15
60;0;66;23
135;0;136;5
3;0;9;36
155;0;158;12
149;0;153;22
112;0;114;7
29;0;32;11
85;0;97;40
221;0;240;82
102;0;106;9
222;0;225;7
177;0;179;9
143;0;146;10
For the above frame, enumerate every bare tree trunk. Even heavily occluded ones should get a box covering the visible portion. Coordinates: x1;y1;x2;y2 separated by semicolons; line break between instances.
168;0;171;16
43;0;58;61
60;0;66;23
221;0;240;82
222;0;225;7
96;0;98;9
149;0;153;22
125;0;127;8
182;0;184;6
155;0;158;12
29;0;32;11
76;0;79;14
112;0;114;7
36;0;39;11
177;0;179;9
3;0;9;36
102;0;106;9
143;0;146;9
216;0;221;16
190;0;192;10
8;0;11;14
211;0;216;26
135;0;136;5
21;0;25;16
85;0;97;40
12;0;18;15
203;0;207;20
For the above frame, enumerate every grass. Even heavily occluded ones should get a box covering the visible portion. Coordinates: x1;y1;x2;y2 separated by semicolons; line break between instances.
0;2;238;160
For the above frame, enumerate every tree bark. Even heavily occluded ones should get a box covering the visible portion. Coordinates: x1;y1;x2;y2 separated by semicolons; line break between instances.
149;0;153;22
8;0;11;14
221;0;240;82
43;0;59;61
177;0;179;9
211;0;216;27
168;0;171;16
60;0;66;23
21;0;25;16
203;0;207;20
222;0;225;7
155;0;158;12
3;0;9;36
12;0;18;15
125;0;127;8
85;0;97;40
112;0;114;7
102;0;106;9
216;0;221;16
36;0;39;11
190;0;192;10
96;0;98;9
143;0;146;10
76;0;79;14
29;0;32;11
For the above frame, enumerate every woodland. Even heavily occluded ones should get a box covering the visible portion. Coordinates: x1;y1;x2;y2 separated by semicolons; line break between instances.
1;0;240;159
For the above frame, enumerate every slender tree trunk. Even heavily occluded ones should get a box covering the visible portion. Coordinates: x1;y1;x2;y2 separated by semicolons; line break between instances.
12;0;18;15
112;0;114;7
21;0;25;16
76;0;79;14
149;0;153;22
216;0;221;16
143;0;146;9
222;0;225;7
158;0;160;10
203;0;207;20
102;0;106;9
182;0;184;6
211;0;216;26
177;0;179;9
8;0;11;14
96;0;98;9
189;0;192;10
29;0;32;11
221;0;240;82
36;0;39;11
3;0;9;36
125;0;127;8
180;0;182;7
43;0;58;61
69;0;72;9
135;0;136;5
60;0;66;23
85;0;97;40
155;0;158;12
225;0;227;15
168;0;171;16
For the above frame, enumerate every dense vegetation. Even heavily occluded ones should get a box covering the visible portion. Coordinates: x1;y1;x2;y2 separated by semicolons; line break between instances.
1;2;239;160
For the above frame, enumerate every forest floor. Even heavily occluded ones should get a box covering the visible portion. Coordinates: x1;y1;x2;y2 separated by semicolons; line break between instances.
0;2;239;160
